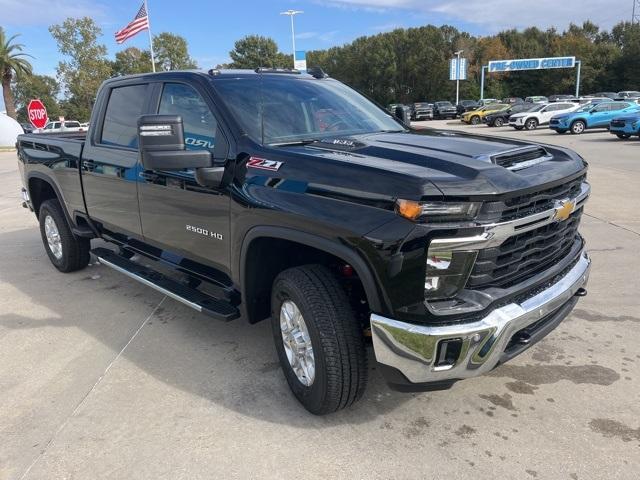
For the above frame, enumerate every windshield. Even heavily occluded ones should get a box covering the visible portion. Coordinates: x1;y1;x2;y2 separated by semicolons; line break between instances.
436;102;453;107
577;103;599;112
213;76;403;145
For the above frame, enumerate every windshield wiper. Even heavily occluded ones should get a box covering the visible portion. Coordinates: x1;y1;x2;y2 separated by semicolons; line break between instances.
268;139;320;147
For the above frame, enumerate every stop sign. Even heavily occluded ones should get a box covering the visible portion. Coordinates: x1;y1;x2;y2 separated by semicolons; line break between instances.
27;99;48;130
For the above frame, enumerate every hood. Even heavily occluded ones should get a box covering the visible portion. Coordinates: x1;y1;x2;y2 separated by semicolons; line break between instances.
265;130;586;200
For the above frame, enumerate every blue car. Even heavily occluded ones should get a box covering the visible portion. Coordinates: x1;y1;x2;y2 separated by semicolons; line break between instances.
549;101;640;134
609;113;640;139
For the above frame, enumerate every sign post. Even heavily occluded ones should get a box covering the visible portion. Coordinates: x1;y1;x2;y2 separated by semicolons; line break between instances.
27;99;48;130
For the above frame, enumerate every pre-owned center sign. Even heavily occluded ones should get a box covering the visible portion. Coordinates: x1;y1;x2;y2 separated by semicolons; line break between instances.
488;56;576;73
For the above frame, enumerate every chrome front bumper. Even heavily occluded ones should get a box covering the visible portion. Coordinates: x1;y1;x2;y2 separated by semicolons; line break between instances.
370;250;591;384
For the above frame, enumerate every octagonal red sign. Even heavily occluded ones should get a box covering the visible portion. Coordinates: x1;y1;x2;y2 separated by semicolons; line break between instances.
27;99;48;130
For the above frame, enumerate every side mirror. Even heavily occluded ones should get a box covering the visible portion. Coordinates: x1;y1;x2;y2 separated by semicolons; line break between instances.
138;115;212;171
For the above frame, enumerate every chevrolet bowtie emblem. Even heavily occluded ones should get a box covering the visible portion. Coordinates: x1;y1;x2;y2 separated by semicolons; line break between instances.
553;199;575;222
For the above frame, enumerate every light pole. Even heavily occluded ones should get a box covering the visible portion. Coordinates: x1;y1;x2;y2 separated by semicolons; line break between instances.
280;9;303;68
454;50;463;106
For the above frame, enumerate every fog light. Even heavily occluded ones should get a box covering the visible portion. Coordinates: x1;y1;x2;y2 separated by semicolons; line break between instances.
424;247;477;300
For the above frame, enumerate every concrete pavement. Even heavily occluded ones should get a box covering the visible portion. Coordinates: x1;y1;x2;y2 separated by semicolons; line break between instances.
1;124;639;479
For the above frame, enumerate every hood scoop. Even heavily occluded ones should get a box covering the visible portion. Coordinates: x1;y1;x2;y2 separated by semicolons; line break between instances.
475;146;552;172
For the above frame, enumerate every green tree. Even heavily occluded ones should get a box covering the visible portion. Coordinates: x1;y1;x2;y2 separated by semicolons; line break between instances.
153;33;197;71
11;74;61;123
0;27;33;120
49;17;112;122
228;35;290;69
112;47;152;76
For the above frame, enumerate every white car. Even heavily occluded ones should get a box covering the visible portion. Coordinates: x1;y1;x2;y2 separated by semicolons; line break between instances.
36;120;86;134
508;102;579;130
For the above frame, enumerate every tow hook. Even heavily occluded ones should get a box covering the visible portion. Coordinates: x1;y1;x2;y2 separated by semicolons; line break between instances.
574;288;588;297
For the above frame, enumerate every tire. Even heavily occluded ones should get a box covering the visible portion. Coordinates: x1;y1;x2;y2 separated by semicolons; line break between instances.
525;118;538;130
494;117;504;127
271;265;367;415
38;199;90;272
570;120;586;135
470;115;481;125
616;133;631;139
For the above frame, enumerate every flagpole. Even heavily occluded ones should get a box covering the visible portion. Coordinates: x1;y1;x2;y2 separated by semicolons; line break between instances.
144;0;156;72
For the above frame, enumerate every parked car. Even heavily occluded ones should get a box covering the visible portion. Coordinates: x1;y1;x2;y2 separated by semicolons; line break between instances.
609;113;640;139
525;96;548;104
15;68;592;414
433;101;457;119
36;120;85;134
548;94;577;103
484;103;536;127
549;101;640;134
456;99;478;116
593;92;618;99
509;102;579;130
476;98;499;107
615;91;640;101
462;104;510;125
411;102;434;121
21;123;34;134
577;96;610;105
502;97;524;105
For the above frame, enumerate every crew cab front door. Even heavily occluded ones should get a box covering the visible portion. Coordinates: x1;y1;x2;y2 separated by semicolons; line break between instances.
137;81;232;275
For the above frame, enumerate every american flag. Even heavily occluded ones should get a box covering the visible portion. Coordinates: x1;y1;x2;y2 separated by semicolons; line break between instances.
115;3;149;44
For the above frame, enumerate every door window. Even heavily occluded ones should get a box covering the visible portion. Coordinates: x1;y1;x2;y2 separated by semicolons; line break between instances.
101;84;149;148
159;83;216;151
609;103;628;111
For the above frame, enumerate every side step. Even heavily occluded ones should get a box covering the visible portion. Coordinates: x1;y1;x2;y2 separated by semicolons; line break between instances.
92;247;240;321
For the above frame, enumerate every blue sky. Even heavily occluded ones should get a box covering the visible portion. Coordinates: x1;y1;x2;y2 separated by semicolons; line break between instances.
0;0;628;111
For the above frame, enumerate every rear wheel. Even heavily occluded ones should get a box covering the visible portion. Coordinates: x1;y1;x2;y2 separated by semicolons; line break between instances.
271;265;367;415
470;115;481;125
570;120;586;135
494;117;504;127
616;133;631;139
525;118;538;130
38;199;90;272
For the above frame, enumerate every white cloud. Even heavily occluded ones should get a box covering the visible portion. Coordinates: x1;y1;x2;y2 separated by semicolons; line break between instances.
324;0;626;32
296;30;340;42
0;0;106;26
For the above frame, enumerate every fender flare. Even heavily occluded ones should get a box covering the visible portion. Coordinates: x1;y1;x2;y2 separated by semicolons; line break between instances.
239;226;385;314
26;171;76;227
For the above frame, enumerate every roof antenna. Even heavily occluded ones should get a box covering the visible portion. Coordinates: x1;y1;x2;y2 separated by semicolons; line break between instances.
307;66;329;79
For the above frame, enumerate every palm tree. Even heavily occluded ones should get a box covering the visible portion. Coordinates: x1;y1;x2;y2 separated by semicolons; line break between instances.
0;27;33;120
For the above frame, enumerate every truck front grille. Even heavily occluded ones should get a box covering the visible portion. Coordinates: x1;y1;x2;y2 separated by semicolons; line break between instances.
467;209;583;289
480;176;586;223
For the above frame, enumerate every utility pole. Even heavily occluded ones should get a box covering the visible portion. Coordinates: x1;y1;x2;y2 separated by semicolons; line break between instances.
454;50;463;105
280;10;303;68
634;0;640;23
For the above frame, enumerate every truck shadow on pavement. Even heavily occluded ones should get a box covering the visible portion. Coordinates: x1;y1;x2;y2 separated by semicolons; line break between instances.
0;228;414;425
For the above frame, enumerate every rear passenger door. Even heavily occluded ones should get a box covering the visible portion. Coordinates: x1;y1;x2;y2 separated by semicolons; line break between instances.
137;81;232;274
81;82;152;238
590;103;614;127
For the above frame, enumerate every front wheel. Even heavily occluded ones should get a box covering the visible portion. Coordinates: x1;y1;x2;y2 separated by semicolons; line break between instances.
525;118;538;130
571;120;586;135
271;265;367;415
494;117;504;127
38;199;90;272
616;133;631;139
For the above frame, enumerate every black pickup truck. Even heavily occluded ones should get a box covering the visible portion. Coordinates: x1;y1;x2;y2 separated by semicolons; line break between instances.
17;68;591;415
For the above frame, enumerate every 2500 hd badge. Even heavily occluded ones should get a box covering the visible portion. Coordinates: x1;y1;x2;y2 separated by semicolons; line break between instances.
186;224;224;240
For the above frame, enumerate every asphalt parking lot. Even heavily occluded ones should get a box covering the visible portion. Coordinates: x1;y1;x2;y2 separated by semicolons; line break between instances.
1;122;639;480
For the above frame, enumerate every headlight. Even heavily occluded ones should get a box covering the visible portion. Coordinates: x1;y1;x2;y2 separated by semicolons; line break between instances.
396;200;480;222
425;248;477;299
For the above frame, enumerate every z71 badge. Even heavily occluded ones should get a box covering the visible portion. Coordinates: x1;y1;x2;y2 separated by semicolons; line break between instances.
247;157;283;172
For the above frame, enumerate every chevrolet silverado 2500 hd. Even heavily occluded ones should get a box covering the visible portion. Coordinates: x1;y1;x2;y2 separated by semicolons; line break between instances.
17;69;591;414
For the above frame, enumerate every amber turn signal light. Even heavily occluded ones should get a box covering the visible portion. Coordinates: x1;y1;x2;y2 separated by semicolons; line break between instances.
396;199;422;221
